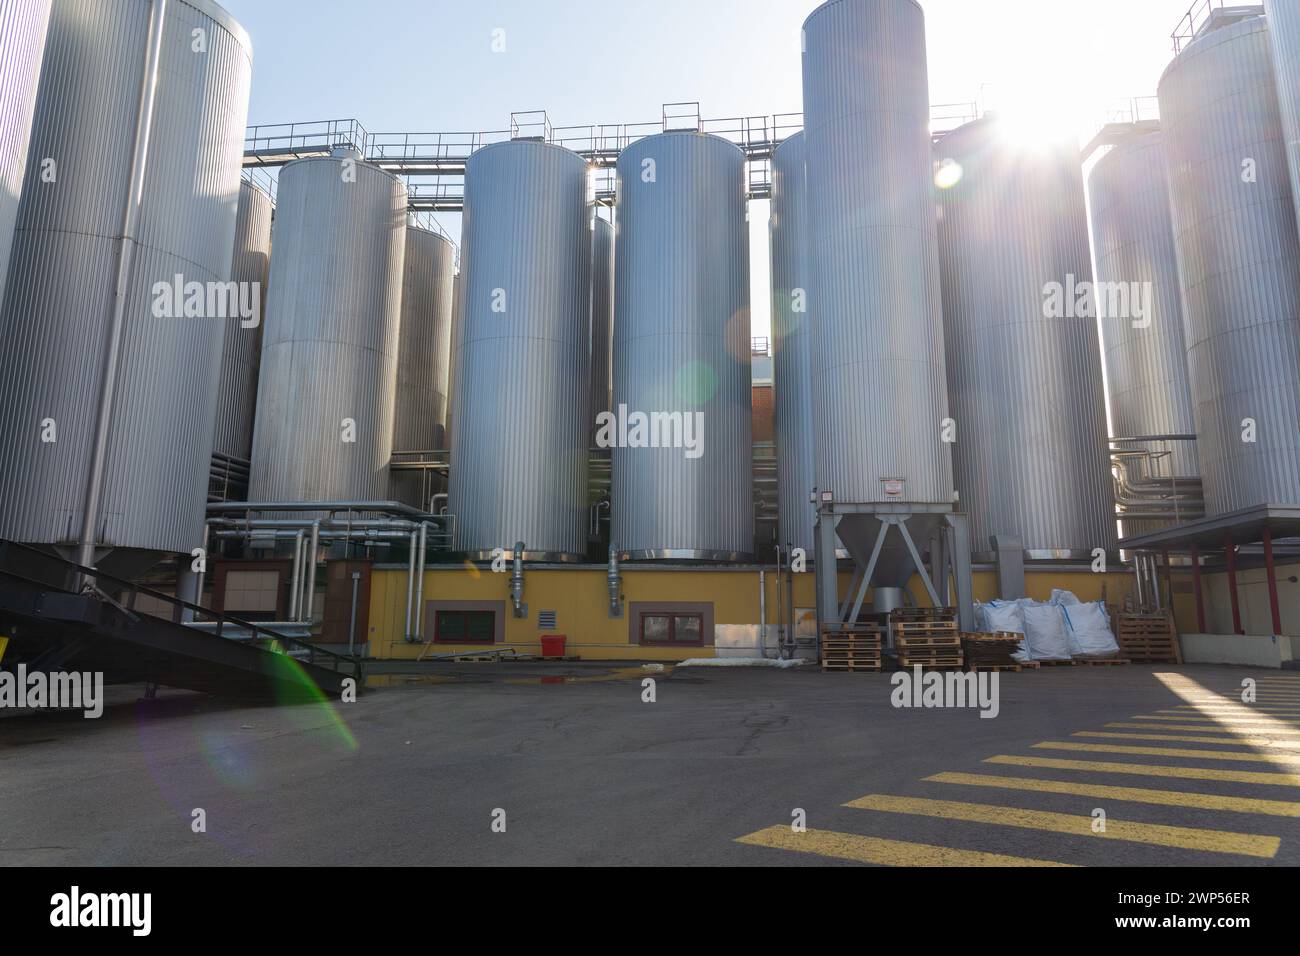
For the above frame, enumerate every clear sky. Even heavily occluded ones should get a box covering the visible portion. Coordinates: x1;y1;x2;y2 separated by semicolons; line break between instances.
221;0;1207;334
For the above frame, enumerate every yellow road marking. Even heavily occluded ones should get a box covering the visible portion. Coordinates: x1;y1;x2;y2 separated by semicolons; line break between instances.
734;825;1074;867
1078;730;1300;750
843;794;1278;858
985;754;1300;786
1033;741;1300;765
1109;722;1300;735
927;771;1300;817
1170;705;1300;714
1135;713;1300;726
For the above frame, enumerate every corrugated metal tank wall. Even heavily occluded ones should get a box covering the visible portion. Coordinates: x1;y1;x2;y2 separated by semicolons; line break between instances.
936;117;1116;555
248;155;407;505
1087;132;1199;476
448;140;591;559
801;0;952;506
770;132;815;555
390;223;456;508
212;178;272;462
0;0;51;309
589;215;615;422
0;0;252;553
1266;0;1300;228
1158;15;1300;514
611;131;752;560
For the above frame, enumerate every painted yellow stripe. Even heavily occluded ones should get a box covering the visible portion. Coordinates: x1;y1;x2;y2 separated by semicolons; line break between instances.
1034;741;1300;765
985;754;1300;786
843;793;1278;858
1109;722;1300;735
1132;714;1300;726
1170;705;1300;714
1078;730;1300;750
734;825;1074;867
0;636;7;663
926;771;1300;818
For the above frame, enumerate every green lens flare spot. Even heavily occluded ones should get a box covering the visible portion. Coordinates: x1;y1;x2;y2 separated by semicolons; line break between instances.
676;361;717;406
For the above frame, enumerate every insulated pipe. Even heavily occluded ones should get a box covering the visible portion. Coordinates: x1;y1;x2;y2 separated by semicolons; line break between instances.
404;529;418;640
288;531;304;620
77;0;169;574
607;546;621;617
412;521;429;641
195;523;209;615
303;519;320;622
511;542;525;617
207;500;433;518
759;568;768;659
431;493;448;515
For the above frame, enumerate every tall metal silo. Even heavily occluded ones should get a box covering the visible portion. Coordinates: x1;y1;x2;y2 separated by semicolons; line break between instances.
935;116;1116;556
1266;0;1300;228
1087;130;1200;534
0;0;51;309
212;179;273;464
0;0;252;564
390;222;456;508
1158;13;1300;514
589;215;615;423
448;140;591;559
248;153;407;506
802;0;952;510
611;131;752;560
770;132;815;555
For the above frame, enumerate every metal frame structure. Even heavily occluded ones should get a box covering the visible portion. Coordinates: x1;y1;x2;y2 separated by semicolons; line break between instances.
813;501;975;635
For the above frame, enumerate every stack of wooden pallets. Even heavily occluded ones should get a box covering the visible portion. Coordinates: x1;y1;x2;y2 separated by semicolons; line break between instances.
960;631;1024;672
820;624;884;672
892;608;963;670
1117;611;1181;663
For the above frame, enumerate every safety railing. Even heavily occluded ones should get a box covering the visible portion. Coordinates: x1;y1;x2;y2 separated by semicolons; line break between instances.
0;539;362;679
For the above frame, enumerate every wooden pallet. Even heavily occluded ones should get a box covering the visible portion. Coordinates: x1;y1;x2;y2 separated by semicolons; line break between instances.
1079;657;1132;666
898;655;964;667
896;634;962;647
966;663;1022;673
891;607;956;621
1035;658;1078;667
1117;612;1181;663
893;623;960;635
822;660;883;673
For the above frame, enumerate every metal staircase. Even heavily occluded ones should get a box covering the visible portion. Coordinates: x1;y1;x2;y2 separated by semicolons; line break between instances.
0;540;360;702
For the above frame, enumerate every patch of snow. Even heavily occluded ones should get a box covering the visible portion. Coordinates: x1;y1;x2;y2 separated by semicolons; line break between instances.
677;657;806;668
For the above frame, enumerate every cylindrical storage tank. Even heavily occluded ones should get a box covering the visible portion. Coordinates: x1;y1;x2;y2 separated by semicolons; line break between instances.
770;132;815;555
212;179;273;462
1158;15;1300;514
936;116;1116;555
0;0;51;309
801;0;952;507
389;222;456;508
589;215;615;423
248;153;407;506
611;131;752;560
1087;131;1199;483
448;140;591;559
0;0;252;555
1266;0;1300;229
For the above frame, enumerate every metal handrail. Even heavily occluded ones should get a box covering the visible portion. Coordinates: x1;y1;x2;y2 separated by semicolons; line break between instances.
1172;0;1233;53
0;539;361;677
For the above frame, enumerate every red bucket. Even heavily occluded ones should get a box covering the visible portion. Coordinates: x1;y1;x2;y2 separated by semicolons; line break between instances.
540;634;567;659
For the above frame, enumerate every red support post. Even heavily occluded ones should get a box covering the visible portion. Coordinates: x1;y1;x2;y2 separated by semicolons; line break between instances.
1225;535;1243;636
1263;527;1283;637
1191;544;1205;633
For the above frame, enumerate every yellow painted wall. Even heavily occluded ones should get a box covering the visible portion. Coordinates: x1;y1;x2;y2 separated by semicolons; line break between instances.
366;563;1136;660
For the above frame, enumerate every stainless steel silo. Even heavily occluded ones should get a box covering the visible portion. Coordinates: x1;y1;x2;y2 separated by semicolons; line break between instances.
610;131;752;560
770;132;815;555
801;0;952;509
212;179;273;463
0;0;252;560
390;222;456;508
1087;130;1201;535
1159;13;1300;514
1266;0;1300;228
589;215;615;422
0;0;51;310
448;140;591;559
935;116;1116;556
248;153;407;506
